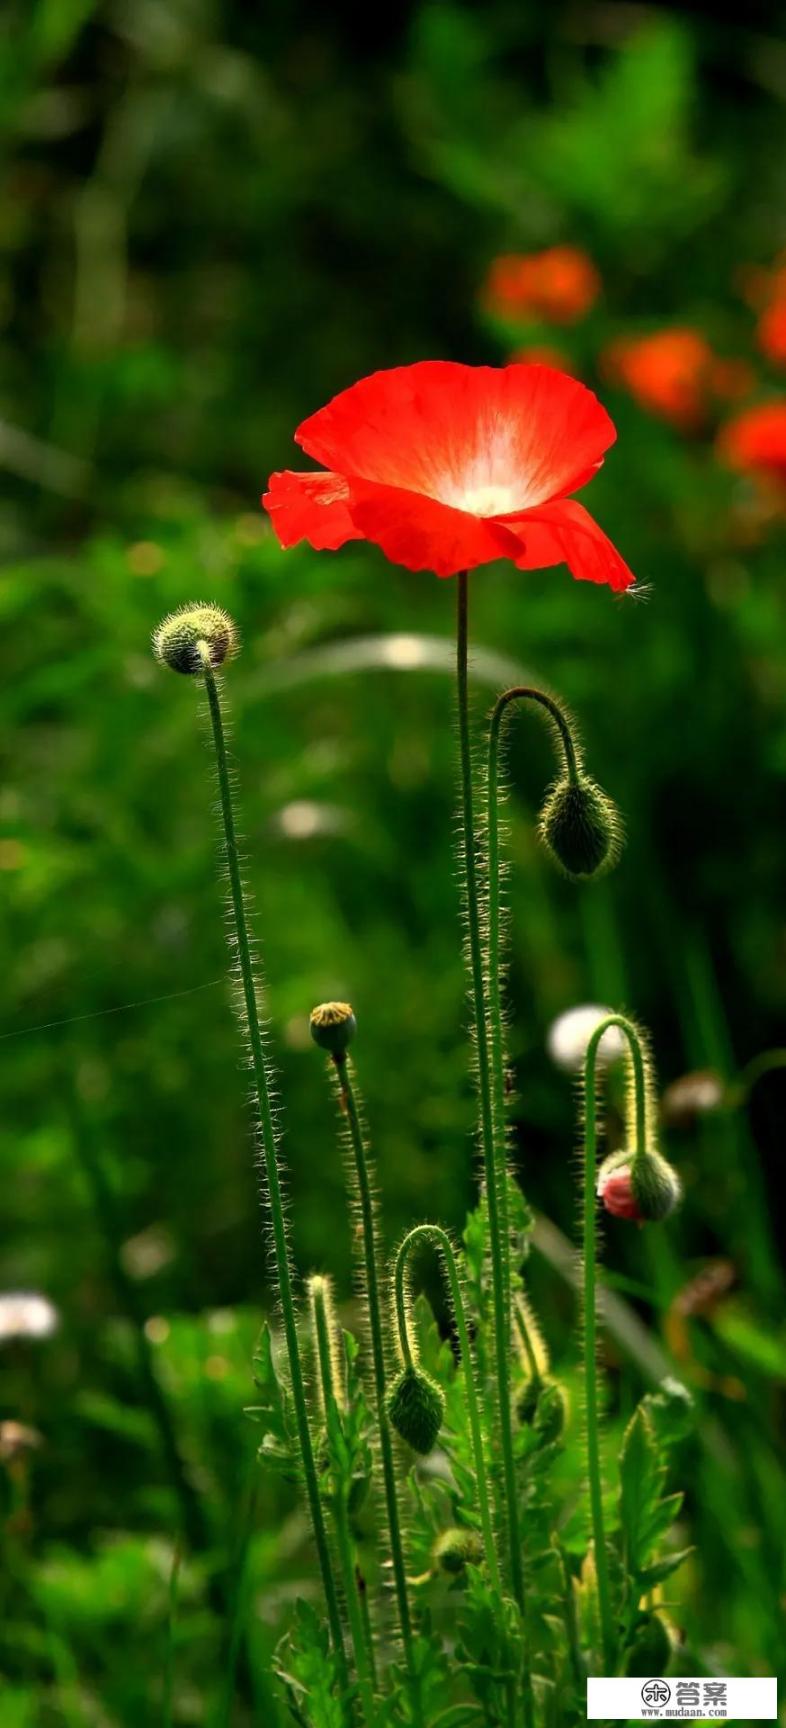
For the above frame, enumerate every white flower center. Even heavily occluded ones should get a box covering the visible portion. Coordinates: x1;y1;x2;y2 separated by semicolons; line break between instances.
453;483;520;517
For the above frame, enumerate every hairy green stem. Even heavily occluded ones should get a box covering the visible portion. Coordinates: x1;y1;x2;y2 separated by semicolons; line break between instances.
199;656;348;1689
333;1054;422;1726
486;685;582;1328
456;574;532;1727
310;1280;378;1726
583;1012;650;1673
393;1224;501;1594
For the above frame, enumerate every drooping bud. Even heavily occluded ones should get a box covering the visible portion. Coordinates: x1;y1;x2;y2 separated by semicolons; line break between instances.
623;1611;674;1677
597;1149;681;1223
386;1364;444;1455
309;1001;357;1060
432;1527;484;1576
515;1375;542;1427
515;1375;568;1443
152;605;238;675
539;776;620;880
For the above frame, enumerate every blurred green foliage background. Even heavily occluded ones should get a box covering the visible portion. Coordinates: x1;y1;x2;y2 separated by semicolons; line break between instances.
1;2;785;1722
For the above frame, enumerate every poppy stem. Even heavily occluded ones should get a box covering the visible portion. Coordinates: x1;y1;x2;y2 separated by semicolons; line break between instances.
582;1012;648;1674
330;1052;423;1727
455;574;533;1728
393;1224;501;1595
309;1277;378;1727
485;685;583;1333
198;655;349;1695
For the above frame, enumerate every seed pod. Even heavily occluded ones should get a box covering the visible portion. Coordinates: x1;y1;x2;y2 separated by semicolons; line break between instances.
386;1365;444;1455
152;605;238;675
539;776;620;880
598;1149;682;1223
309;1001;357;1059
433;1527;484;1575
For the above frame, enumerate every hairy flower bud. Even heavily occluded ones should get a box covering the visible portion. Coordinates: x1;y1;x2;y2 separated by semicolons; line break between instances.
624;1611;674;1677
598;1148;682;1223
152;605;238;675
386;1364;444;1455
309;1001;357;1059
539;775;620;880
432;1527;484;1575
515;1375;568;1443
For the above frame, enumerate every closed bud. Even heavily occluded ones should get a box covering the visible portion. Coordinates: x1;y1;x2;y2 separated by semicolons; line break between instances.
539;776;620;880
534;1380;568;1445
386;1365;444;1455
309;1001;357;1059
515;1375;568;1443
152;605;238;675
433;1527;484;1576
624;1612;674;1677
598;1149;681;1223
515;1375;542;1426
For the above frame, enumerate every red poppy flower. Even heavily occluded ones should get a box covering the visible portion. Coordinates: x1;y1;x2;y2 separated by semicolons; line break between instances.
263;361;634;588
484;247;600;325
716;401;786;486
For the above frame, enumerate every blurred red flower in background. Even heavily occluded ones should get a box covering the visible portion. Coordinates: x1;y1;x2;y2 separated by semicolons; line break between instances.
717;401;786;486
603;328;753;429
483;246;600;325
757;298;786;367
263;360;635;586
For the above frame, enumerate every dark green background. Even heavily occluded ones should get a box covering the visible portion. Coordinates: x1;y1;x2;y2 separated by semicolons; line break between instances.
1;3;784;1721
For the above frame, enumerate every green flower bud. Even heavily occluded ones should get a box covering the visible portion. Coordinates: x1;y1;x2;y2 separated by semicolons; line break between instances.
598;1148;682;1223
539;776;620;880
152;605;238;675
386;1365;444;1455
515;1375;542;1426
534;1380;568;1445
309;1001;357;1059
624;1612;674;1677
515;1375;568;1443
432;1527;484;1576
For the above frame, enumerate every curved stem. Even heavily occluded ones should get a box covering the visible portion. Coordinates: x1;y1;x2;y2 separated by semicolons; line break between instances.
736;1047;786;1103
199;658;348;1691
513;1301;541;1388
310;1282;378;1727
486;686;582;1328
582;1012;648;1674
394;1225;502;1595
456;575;532;1728
334;1055;422;1727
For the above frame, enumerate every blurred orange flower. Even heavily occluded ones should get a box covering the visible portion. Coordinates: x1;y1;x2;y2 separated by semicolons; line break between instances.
716;401;786;486
757;298;786;366
484;246;600;325
602;328;753;430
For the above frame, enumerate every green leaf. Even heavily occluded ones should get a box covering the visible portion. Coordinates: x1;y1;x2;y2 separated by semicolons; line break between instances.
619;1405;687;1599
274;1600;348;1728
245;1322;301;1480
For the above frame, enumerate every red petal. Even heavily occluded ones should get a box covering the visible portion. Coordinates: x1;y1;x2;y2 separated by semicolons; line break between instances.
503;498;636;591
263;470;362;551
345;478;520;577
294;361;616;512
